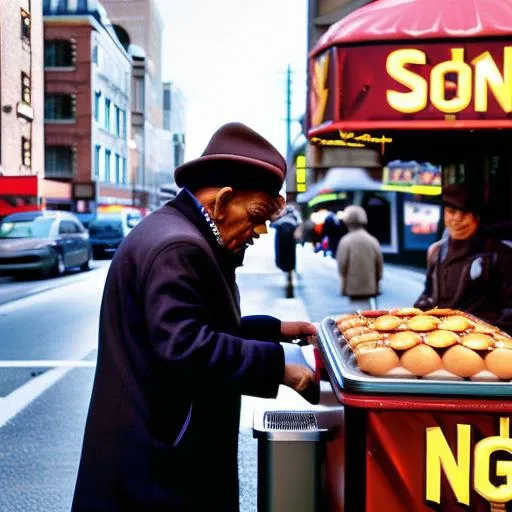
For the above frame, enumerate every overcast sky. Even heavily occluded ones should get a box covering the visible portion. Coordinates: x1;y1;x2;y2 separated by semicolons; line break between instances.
156;0;308;160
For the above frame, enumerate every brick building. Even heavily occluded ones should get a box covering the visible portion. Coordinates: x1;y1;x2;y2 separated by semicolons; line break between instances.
43;0;131;225
0;0;44;216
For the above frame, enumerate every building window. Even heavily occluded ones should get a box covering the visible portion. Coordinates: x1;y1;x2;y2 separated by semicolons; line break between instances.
44;40;74;67
94;145;101;178
56;0;68;13
45;146;73;177
115;106;121;136
132;77;144;113
94;91;101;122
104;98;111;131
77;0;88;12
21;9;30;43
121;109;126;138
21;137;31;168
45;94;74;120
105;149;111;182
121;157;127;184
21;73;31;105
115;154;121;183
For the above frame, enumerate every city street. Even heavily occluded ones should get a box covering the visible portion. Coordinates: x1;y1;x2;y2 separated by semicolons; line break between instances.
0;235;426;511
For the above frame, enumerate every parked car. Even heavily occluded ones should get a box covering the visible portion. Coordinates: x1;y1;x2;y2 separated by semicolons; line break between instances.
88;209;142;259
0;210;91;277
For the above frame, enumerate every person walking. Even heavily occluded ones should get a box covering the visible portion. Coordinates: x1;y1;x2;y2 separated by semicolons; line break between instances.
414;183;512;333
271;205;300;297
336;205;383;307
322;210;346;258
71;122;318;512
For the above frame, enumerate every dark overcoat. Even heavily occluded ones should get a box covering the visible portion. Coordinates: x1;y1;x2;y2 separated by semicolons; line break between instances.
72;191;285;511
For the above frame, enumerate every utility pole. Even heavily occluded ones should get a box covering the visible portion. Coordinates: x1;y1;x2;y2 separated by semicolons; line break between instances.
285;64;292;159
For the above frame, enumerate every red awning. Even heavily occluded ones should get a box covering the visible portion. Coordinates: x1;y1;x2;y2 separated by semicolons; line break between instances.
311;0;512;57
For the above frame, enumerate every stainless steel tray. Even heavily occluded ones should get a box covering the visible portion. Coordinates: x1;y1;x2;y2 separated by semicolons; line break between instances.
318;317;512;397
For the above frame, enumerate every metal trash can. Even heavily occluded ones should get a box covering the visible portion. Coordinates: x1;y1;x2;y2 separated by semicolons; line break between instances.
253;409;333;512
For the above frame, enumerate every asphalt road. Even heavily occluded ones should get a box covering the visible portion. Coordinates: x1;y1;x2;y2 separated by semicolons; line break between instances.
0;241;427;511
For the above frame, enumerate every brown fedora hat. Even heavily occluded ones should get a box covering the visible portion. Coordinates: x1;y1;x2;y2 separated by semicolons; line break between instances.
174;122;287;195
442;184;482;214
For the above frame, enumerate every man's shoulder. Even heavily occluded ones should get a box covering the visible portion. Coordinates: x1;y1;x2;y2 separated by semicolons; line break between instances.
484;234;512;255
428;239;444;254
122;206;209;258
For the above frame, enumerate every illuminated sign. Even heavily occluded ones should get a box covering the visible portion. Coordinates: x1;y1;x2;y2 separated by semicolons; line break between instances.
308;191;347;208
311;53;330;127
311;131;393;154
425;417;512;507
387;47;512;115
306;41;512;134
382;160;442;195
295;154;307;192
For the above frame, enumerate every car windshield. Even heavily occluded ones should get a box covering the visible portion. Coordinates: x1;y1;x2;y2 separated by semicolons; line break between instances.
0;218;55;239
89;219;124;237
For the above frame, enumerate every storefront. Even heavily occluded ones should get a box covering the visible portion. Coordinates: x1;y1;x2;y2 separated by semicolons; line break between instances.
306;0;512;263
39;179;72;212
0;176;39;221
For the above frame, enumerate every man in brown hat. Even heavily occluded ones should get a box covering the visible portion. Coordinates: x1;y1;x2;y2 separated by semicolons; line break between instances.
414;184;512;333
72;123;318;512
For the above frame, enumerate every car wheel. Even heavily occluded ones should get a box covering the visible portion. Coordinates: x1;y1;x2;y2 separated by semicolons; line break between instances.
52;252;66;277
80;253;91;272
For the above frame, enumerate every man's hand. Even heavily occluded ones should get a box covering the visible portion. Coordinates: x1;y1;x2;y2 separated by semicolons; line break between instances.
283;363;315;392
281;321;317;339
282;363;319;404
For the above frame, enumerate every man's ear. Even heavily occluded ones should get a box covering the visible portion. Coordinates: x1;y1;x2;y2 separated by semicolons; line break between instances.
213;187;234;222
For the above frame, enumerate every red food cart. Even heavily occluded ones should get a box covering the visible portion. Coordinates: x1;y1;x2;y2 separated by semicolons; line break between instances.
315;317;512;512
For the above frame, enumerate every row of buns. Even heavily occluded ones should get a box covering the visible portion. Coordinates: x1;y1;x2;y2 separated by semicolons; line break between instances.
335;309;512;380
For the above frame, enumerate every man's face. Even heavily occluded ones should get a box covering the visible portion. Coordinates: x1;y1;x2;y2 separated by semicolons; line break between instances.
444;206;479;240
216;190;283;254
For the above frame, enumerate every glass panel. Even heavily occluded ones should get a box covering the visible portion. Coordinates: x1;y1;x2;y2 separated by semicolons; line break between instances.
0;218;54;239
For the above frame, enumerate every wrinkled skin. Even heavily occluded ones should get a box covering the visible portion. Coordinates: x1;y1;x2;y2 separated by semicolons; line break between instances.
196;187;284;254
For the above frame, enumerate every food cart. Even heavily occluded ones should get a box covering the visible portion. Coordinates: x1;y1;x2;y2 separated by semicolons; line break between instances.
255;310;512;512
318;311;512;512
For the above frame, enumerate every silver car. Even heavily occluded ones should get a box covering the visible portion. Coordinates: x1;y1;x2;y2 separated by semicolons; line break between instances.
0;210;91;278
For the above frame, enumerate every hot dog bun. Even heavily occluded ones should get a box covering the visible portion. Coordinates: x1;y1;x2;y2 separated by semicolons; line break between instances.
442;345;485;378
485;348;512;379
401;344;443;376
355;346;400;376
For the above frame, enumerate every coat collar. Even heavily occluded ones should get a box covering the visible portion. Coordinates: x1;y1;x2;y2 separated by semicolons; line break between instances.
169;190;245;270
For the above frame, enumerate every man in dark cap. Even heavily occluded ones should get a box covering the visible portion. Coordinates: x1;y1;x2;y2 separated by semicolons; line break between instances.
414;184;512;333
72;123;318;511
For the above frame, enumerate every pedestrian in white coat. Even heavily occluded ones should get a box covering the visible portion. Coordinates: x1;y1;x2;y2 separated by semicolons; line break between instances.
336;205;383;305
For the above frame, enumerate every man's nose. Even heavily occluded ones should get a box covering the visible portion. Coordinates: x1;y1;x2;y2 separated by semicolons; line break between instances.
254;223;268;235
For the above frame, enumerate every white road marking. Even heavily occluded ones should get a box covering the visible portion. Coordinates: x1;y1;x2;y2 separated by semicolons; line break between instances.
0;360;96;367
0;353;97;428
0;367;71;427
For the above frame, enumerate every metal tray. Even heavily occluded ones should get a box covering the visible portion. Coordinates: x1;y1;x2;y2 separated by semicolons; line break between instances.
317;317;512;397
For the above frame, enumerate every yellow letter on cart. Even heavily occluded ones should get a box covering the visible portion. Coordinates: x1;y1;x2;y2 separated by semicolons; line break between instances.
426;425;471;505
474;418;512;503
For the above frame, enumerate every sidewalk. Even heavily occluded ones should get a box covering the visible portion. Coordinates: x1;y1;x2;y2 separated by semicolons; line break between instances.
236;232;428;421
